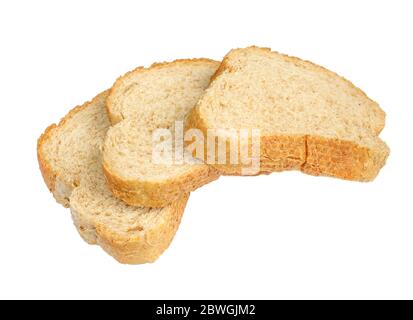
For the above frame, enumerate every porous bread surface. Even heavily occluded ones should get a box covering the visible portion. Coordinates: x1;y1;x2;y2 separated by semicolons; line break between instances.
107;59;220;125
37;92;189;264
186;46;389;181
37;91;109;206
103;59;220;207
70;166;189;264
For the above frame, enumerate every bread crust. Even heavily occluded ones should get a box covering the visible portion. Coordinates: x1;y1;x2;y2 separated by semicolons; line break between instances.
38;91;188;264
186;108;389;181
185;47;389;181
37;123;58;194
71;193;189;264
103;160;219;208
104;59;221;207
37;93;108;206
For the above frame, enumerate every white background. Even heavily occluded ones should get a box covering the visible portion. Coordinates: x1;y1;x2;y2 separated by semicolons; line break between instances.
0;0;412;300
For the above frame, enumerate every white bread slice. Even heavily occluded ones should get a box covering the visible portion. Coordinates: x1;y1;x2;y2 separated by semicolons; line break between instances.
37;92;188;264
103;59;220;207
186;47;389;181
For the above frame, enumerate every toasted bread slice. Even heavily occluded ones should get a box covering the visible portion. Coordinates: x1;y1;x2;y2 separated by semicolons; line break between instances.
104;59;220;207
186;47;389;181
38;92;188;264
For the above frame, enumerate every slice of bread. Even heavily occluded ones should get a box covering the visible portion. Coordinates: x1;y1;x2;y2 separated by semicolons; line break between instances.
186;47;389;181
37;92;188;264
103;59;221;207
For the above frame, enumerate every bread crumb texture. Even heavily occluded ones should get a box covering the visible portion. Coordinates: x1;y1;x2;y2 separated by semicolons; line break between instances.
103;59;221;207
186;46;389;181
37;92;189;264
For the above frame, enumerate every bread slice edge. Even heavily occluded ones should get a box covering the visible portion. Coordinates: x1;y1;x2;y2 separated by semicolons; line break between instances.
37;92;109;206
102;160;219;207
185;104;389;181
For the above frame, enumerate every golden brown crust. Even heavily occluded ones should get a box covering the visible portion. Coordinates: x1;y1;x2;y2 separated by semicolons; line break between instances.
39;91;190;264
301;135;389;181
185;101;389;182
37;92;109;206
37;123;58;193
208;55;233;84
72;194;189;264
103;161;219;207
103;59;221;207
185;46;389;181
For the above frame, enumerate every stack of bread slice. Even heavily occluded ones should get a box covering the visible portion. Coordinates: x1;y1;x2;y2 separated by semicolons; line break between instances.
37;47;389;264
